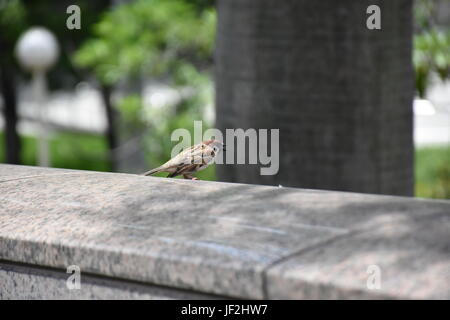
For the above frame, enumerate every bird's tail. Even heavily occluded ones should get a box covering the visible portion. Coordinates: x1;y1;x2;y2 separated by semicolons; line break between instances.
141;167;160;176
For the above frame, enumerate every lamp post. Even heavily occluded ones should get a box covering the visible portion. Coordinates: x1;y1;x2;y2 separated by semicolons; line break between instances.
15;27;59;167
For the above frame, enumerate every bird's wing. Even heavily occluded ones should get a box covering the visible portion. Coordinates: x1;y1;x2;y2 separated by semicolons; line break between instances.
153;143;217;176
174;144;207;164
156;144;202;170
167;163;201;178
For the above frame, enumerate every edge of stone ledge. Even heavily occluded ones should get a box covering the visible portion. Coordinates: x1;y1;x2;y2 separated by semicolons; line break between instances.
1;164;449;299
2;164;450;202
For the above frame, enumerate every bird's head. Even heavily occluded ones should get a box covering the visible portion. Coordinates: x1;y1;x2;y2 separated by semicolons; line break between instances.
204;139;226;153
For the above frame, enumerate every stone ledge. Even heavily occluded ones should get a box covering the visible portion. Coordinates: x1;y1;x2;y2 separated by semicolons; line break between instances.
0;164;449;299
0;261;222;300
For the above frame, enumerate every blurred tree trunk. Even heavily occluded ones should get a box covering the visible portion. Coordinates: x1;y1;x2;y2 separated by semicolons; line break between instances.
0;64;21;164
215;0;414;196
100;84;117;171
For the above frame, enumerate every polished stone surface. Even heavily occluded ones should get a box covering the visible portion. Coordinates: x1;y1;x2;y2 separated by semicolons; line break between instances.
0;261;218;300
0;164;84;183
266;211;450;299
0;164;449;299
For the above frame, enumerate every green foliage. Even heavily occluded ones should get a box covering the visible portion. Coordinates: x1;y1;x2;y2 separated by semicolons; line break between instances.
73;0;216;85
0;0;27;41
73;0;216;180
414;0;435;30
415;146;450;199
0;0;113;89
0;0;27;66
141;72;216;180
0;131;109;171
112;63;215;181
414;29;450;97
413;0;450;97
116;94;147;140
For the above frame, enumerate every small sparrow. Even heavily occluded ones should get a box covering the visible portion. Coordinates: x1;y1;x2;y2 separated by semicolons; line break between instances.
142;140;225;180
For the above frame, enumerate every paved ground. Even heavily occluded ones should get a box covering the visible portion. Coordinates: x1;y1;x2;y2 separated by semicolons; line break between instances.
414;79;450;146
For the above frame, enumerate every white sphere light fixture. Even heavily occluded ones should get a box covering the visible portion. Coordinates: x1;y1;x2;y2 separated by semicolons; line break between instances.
16;27;59;72
15;27;60;168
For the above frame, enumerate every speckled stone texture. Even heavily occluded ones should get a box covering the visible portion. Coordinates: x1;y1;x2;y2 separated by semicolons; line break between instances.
0;262;219;300
0;164;449;299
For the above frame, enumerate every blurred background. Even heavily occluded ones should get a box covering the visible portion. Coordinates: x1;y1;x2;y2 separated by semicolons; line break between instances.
0;0;448;199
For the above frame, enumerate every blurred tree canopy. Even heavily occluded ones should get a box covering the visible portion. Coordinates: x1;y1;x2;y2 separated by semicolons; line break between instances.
0;0;112;164
0;0;217;176
73;0;215;85
1;0;111;86
0;0;27;164
414;0;450;97
73;0;217;177
0;0;27;61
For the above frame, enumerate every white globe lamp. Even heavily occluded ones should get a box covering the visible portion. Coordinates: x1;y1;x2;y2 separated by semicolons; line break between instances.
15;27;60;167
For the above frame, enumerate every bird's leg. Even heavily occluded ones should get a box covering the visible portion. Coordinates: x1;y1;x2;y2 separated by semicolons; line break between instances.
183;174;198;180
